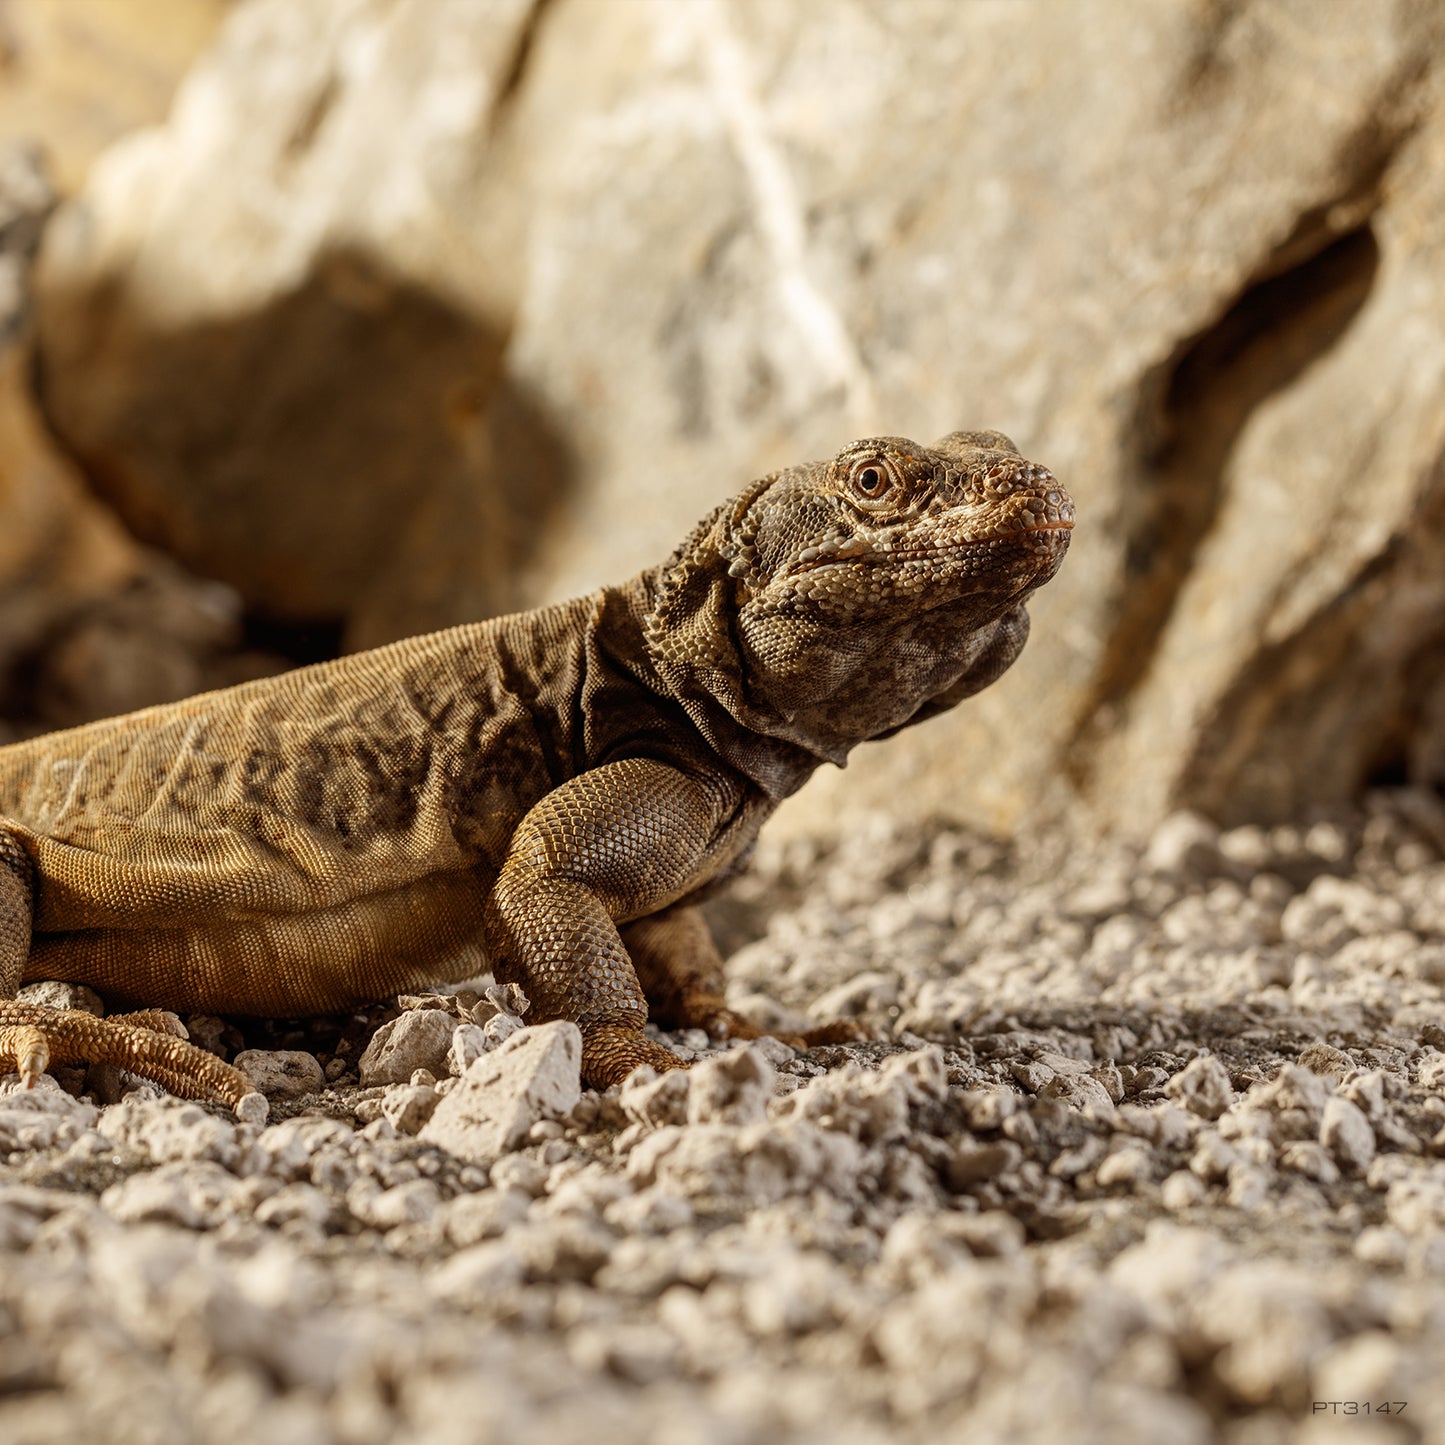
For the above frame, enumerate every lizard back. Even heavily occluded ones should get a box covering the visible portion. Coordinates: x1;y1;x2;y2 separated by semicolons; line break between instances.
0;603;598;933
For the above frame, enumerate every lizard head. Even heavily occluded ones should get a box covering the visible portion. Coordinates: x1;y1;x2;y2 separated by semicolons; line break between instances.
646;431;1074;761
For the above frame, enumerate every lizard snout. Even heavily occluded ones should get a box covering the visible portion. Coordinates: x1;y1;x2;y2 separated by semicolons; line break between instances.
970;459;1074;540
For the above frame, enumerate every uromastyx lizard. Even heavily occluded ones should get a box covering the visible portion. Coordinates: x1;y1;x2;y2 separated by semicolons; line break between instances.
0;431;1072;1116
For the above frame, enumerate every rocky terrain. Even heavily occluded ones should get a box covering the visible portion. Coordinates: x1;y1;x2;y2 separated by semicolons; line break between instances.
3;4;1445;1442
3;792;1443;1445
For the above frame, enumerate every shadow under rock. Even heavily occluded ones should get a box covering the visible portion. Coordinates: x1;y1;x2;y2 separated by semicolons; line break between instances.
33;246;576;659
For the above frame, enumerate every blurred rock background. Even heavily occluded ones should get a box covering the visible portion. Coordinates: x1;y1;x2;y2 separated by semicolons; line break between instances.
2;0;1443;835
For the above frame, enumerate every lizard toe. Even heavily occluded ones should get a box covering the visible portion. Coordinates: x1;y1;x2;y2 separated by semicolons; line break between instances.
582;1027;687;1089
1;1023;50;1088
674;1004;868;1051
107;1008;189;1038
0;1002;255;1115
792;1019;869;1047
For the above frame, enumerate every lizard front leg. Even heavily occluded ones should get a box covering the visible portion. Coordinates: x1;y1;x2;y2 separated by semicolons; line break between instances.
623;903;864;1049
484;759;751;1088
0;823;263;1118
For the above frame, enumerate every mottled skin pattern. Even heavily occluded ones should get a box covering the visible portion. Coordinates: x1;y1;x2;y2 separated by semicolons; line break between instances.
0;432;1073;1115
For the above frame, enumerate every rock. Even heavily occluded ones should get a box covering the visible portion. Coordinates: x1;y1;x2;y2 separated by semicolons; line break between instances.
1195;1262;1334;1406
1384;1168;1445;1236
0;142;53;348
1145;812;1223;878
252;1116;357;1187
32;0;547;652
1096;1144;1153;1189
429;1240;525;1300
358;1010;456;1087
625;1119;863;1206
1319;1095;1376;1175
489;0;1445;834
440;1189;530;1249
1296;1043;1356;1081
1281;875;1408;954
620;1067;692;1131
948;1140;1021;1188
100;1160;245;1229
27;0;1445;828
481;1012;524;1052
0;787;1441;1441
347;1178;440;1231
958;1089;1015;1131
0;1075;99;1151
809;970;900;1020
1040;1071;1117;1116
446;1023;489;1076
1011;1060;1054;1093
686;1045;774;1126
0;0;226;195
1166;1056;1236;1120
0;1182;102;1250
0;344;219;732
233;1050;324;1101
15;979;104;1015
1280;1141;1340;1183
1161;1170;1207;1211
379;1082;440;1135
420;1020;582;1164
0;123;276;740
882;1211;1024;1286
252;1182;330;1234
1190;1132;1239;1184
569;1321;679;1385
96;1094;239;1167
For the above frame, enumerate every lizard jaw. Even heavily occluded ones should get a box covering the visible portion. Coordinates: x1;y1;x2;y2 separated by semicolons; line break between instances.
786;518;1074;577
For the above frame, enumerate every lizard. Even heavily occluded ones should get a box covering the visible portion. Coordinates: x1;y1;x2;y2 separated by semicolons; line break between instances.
0;431;1073;1119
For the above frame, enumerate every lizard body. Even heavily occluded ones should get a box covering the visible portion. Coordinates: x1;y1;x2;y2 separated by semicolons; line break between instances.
0;432;1073;1113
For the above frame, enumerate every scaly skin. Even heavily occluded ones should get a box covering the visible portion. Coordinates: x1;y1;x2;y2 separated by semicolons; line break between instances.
0;432;1073;1111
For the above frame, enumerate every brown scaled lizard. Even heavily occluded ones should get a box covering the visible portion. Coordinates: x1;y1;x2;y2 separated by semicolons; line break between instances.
0;432;1073;1119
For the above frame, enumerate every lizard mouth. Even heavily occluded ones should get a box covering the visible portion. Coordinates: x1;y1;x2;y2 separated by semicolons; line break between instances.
788;518;1073;576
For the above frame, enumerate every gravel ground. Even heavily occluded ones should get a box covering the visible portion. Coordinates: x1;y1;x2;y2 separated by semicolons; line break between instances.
3;790;1444;1445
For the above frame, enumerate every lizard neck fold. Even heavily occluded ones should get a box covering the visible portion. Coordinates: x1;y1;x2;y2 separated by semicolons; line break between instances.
628;559;840;802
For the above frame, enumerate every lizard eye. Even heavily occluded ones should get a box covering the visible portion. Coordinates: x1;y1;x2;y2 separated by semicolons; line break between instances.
849;459;895;504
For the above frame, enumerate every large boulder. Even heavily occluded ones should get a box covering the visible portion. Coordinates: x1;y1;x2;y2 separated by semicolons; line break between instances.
33;0;558;651
0;144;263;736
0;1;293;737
493;0;1445;832
31;0;1445;829
0;0;226;194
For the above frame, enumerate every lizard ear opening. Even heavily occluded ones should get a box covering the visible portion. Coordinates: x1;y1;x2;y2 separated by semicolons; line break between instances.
643;475;775;703
644;500;739;682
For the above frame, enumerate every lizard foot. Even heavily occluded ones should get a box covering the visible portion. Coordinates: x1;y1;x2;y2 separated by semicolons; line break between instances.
106;1008;190;1037
785;1019;870;1047
673;999;868;1051
582;1027;687;1089
0;1002;266;1121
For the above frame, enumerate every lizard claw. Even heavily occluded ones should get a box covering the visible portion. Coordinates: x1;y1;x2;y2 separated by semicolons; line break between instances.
11;1024;49;1088
106;1008;189;1039
789;1019;869;1047
1;1002;257;1115
687;1004;869;1051
582;1027;687;1088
